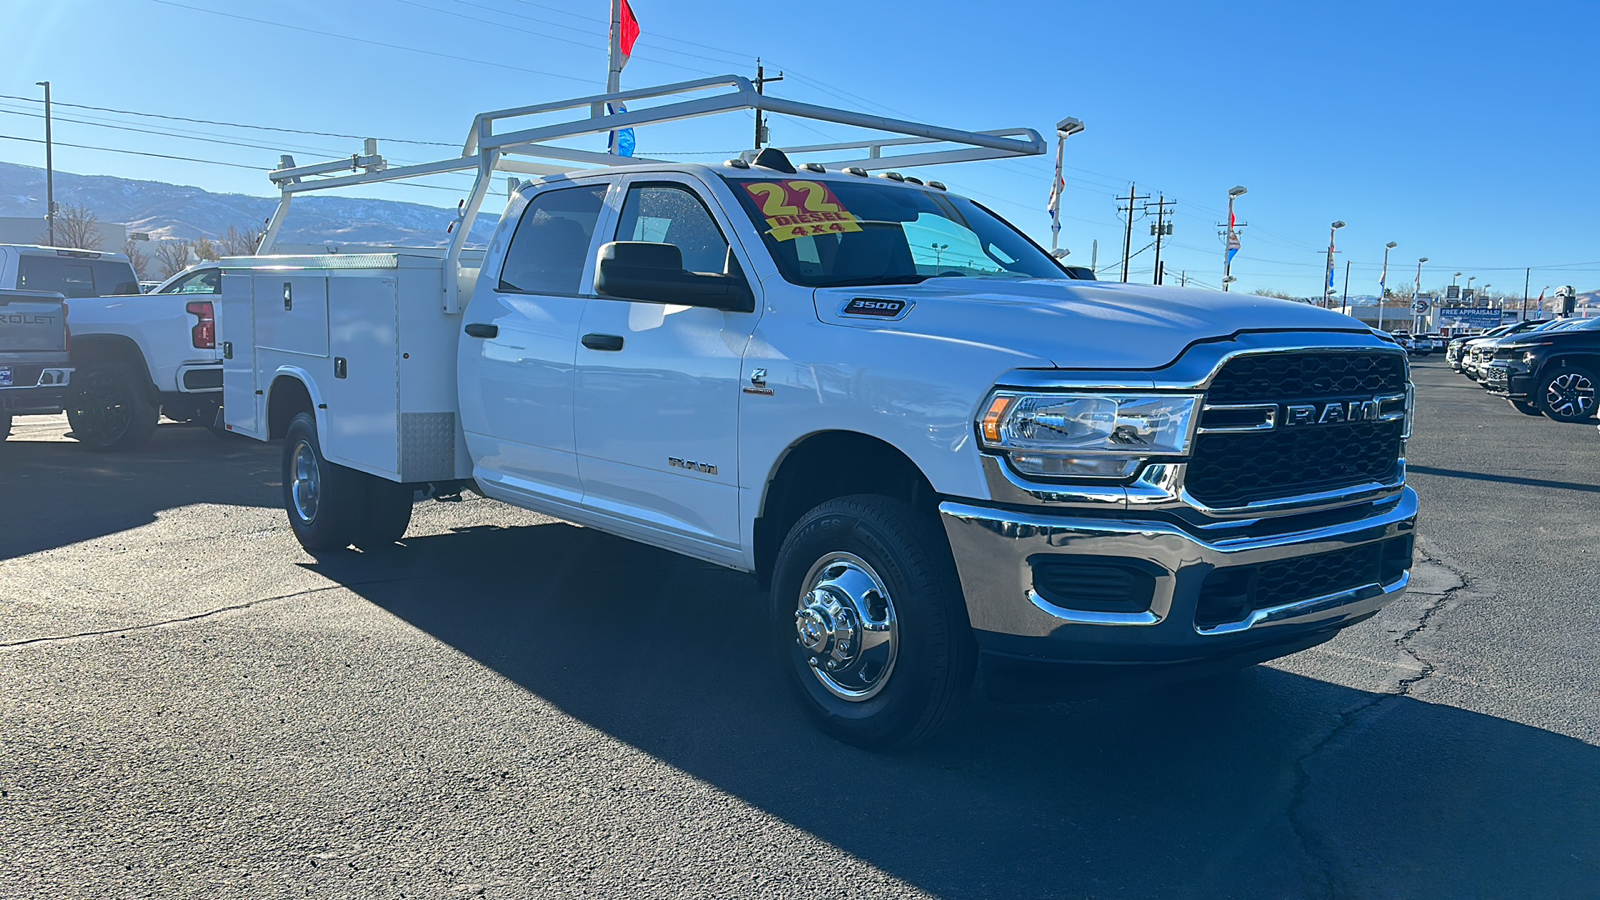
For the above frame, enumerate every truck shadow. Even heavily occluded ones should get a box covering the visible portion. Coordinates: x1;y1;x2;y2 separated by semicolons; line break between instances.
0;423;279;561
304;522;1600;898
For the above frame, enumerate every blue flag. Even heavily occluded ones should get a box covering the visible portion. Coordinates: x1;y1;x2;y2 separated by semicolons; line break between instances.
607;102;635;158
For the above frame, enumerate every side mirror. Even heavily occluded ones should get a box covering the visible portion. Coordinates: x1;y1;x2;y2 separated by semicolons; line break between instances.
595;241;752;312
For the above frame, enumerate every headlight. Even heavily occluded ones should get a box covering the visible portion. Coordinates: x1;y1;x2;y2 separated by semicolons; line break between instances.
978;392;1200;479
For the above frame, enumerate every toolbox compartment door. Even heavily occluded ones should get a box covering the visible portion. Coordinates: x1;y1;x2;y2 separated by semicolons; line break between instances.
220;272;263;438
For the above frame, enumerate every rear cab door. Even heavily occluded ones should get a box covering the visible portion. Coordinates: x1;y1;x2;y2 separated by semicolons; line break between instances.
458;176;617;510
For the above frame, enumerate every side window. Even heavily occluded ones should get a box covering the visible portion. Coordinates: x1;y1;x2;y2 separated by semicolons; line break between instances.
498;184;608;295
159;270;219;294
615;184;731;276
178;270;221;294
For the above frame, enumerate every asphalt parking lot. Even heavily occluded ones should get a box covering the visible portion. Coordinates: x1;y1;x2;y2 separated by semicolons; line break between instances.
3;357;1597;899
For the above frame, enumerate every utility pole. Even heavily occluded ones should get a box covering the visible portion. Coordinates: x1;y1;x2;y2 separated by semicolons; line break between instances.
36;81;54;246
1342;260;1352;311
753;59;783;148
1116;183;1149;283
1523;267;1531;321
1090;239;1098;276
1144;194;1174;285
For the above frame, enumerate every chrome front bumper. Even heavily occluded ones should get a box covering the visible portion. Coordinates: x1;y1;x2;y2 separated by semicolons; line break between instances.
938;487;1417;664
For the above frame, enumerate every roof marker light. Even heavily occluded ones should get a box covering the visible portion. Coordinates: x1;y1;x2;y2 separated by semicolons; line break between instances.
724;158;751;169
879;171;905;182
801;162;826;173
928;181;947;191
845;167;868;177
903;175;924;185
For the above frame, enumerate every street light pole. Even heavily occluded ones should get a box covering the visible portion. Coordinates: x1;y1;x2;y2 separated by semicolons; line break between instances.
1323;220;1345;308
1223;185;1246;291
1412;256;1428;331
36;81;54;246
1377;241;1398;331
1048;117;1084;255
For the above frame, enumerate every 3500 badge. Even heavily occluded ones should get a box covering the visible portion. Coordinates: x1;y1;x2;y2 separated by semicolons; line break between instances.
741;180;864;243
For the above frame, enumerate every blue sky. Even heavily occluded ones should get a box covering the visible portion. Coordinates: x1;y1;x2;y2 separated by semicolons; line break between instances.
2;0;1595;297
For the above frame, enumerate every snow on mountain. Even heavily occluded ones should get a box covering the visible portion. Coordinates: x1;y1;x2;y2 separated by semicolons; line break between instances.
0;160;498;246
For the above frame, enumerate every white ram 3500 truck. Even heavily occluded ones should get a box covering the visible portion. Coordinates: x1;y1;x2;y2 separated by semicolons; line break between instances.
220;78;1417;747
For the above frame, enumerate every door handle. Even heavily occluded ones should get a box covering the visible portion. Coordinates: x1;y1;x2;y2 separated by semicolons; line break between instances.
581;333;624;351
464;323;498;338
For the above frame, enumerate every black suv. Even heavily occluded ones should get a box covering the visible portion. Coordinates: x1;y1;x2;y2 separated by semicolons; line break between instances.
1483;317;1600;421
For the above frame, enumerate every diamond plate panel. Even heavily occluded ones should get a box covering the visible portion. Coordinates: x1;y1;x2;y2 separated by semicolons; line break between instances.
399;412;456;482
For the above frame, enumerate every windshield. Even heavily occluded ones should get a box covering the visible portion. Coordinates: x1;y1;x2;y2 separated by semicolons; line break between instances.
724;176;1070;288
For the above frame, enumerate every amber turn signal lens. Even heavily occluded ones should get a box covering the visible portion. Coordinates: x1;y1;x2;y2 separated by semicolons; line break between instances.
980;394;1014;443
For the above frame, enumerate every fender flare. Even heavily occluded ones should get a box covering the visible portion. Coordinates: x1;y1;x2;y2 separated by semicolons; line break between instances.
266;365;329;438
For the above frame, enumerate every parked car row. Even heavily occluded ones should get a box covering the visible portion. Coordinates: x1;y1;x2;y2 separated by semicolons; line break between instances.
1445;317;1600;421
1386;331;1443;356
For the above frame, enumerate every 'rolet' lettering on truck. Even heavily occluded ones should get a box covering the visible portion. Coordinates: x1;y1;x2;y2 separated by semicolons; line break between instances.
219;78;1417;749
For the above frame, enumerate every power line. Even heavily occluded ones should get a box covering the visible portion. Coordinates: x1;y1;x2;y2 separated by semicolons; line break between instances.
0;106;346;160
0;132;261;171
0;92;457;147
0;132;475;196
144;0;596;85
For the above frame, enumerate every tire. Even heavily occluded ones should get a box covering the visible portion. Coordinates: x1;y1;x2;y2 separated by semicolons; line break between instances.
282;412;363;552
770;495;976;750
1537;365;1600;422
355;476;414;550
1508;398;1543;417
67;363;159;451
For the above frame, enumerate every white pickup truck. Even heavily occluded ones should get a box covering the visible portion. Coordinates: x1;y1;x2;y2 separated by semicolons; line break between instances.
0;245;223;449
220;78;1418;747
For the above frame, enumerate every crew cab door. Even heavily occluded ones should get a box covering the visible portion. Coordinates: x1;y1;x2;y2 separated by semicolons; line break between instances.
458;181;612;508
573;176;761;562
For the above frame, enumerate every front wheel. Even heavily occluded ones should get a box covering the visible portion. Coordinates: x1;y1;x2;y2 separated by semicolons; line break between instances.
1538;365;1600;422
771;495;976;750
282;412;363;551
67;363;159;451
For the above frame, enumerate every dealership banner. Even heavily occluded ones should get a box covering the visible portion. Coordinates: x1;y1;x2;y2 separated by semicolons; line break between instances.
1437;307;1503;328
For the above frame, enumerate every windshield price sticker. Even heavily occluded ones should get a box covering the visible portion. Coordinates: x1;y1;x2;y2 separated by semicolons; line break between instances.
742;180;864;242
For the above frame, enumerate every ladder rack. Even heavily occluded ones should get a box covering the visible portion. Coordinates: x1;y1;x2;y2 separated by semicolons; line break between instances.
257;74;1047;313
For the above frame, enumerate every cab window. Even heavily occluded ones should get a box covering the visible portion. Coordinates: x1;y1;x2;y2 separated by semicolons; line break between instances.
498;184;609;295
614;183;732;276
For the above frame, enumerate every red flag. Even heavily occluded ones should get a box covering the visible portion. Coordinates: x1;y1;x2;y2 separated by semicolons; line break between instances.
619;0;641;63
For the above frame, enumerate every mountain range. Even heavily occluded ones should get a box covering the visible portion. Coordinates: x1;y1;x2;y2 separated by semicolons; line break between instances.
0;160;498;247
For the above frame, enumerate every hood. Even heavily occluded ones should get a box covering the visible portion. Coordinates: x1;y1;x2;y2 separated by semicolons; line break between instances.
813;278;1373;369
